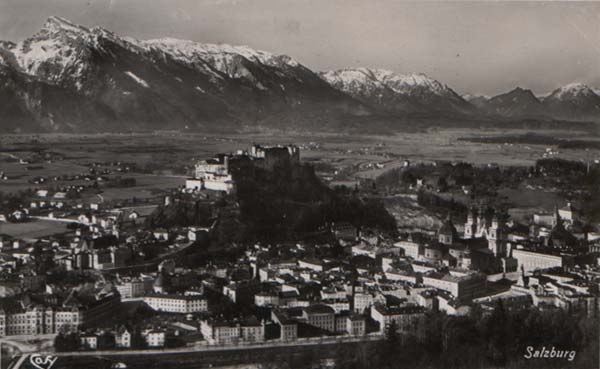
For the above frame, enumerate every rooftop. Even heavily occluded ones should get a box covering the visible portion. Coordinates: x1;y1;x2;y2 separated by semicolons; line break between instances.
304;304;335;315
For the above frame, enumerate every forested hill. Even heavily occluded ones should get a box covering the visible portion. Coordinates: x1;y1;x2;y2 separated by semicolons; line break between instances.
147;160;396;243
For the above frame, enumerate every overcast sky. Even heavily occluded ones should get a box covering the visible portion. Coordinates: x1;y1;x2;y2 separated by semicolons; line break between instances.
0;0;599;96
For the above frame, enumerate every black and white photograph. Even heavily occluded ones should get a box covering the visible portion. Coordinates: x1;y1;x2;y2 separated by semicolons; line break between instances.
0;1;600;368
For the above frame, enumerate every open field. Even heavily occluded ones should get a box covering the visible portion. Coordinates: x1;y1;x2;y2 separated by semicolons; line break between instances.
97;174;185;200
0;219;69;239
1;128;598;222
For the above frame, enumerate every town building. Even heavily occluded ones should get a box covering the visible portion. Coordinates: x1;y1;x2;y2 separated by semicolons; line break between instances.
0;290;120;337
80;334;98;350
271;310;298;341
512;248;573;273
370;304;426;334
302;304;335;332
200;318;265;344
115;326;131;348
144;330;166;348
346;314;366;336
115;276;154;299
422;270;487;301
143;293;208;314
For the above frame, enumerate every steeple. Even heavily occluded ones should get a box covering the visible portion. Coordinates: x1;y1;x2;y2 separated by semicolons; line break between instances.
553;204;562;228
477;205;486;222
439;213;457;245
488;209;507;257
464;206;477;239
467;206;476;222
491;212;499;228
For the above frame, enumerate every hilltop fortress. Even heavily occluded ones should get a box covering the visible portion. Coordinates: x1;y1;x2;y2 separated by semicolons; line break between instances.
186;144;300;194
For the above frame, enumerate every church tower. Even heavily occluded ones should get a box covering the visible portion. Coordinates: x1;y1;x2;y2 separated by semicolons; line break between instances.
439;214;458;245
464;207;477;239
476;206;487;237
552;204;562;228
488;213;506;257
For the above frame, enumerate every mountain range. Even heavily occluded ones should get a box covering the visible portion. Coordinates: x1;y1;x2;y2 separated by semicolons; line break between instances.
320;68;476;117
466;84;600;121
0;17;599;133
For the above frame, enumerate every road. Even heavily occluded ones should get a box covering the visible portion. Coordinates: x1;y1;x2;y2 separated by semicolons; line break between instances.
8;335;383;369
0;334;55;353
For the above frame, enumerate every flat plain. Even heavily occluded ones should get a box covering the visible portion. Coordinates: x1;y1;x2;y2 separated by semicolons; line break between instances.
3;128;597;171
0;127;598;217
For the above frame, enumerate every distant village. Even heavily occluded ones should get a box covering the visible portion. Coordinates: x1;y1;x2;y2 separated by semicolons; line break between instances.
0;144;599;353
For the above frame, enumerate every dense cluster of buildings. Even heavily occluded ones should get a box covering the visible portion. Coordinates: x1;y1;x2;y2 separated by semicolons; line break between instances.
1;144;600;354
0;288;120;336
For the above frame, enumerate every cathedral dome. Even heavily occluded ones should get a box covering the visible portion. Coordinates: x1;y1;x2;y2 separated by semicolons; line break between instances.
439;216;458;236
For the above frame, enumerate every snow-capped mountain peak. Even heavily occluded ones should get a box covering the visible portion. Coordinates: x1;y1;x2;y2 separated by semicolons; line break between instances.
1;16;599;133
369;69;448;95
138;37;304;82
550;82;597;100
321;67;473;115
541;82;600;120
0;16;363;133
321;68;387;91
7;17;91;81
144;37;297;65
42;16;90;36
323;68;451;96
1;16;306;89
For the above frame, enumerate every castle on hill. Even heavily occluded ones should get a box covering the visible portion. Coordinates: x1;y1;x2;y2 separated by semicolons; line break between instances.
185;144;300;194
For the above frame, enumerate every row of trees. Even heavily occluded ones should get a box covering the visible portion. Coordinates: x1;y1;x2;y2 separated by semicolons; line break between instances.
335;303;596;369
0;190;32;214
375;157;600;225
266;303;597;369
535;158;600;223
375;162;527;195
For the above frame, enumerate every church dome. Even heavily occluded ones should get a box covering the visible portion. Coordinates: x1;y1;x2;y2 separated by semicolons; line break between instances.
154;275;164;288
549;224;577;247
439;216;458;236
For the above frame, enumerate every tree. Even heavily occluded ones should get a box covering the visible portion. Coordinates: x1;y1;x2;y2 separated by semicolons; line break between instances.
437;176;449;192
483;300;509;366
401;171;417;186
98;331;116;350
131;327;147;349
377;319;401;367
54;332;79;352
